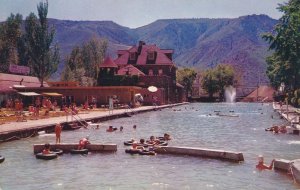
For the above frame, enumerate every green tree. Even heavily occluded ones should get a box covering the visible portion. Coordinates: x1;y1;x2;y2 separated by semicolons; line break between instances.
61;65;75;82
263;0;300;91
23;1;59;87
201;69;219;99
201;64;235;100
81;37;107;85
176;68;197;98
61;46;86;85
0;13;23;72
214;64;235;99
61;37;107;86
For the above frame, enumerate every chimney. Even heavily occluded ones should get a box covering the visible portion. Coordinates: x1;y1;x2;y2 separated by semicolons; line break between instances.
138;41;145;55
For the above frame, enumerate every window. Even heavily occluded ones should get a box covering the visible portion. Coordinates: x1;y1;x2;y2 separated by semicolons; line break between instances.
148;69;153;76
129;52;136;60
148;51;155;60
159;69;163;75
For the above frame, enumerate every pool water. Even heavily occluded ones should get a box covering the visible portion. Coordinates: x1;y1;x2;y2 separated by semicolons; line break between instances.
0;103;299;190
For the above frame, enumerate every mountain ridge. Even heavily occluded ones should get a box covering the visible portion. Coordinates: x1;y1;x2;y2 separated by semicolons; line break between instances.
47;14;276;87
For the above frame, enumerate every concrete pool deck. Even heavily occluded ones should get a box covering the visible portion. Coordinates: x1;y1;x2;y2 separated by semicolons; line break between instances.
33;143;117;154
0;103;187;142
273;102;300;132
154;146;244;162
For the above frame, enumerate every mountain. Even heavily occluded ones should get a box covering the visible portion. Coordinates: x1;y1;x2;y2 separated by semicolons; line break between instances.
49;15;277;87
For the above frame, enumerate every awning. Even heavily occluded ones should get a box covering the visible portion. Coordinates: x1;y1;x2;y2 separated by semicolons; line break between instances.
18;92;40;96
41;92;63;97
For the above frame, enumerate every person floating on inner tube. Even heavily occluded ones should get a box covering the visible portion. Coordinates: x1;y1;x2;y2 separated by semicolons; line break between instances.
42;143;51;154
106;126;117;132
139;139;147;147
147;136;160;145
163;133;171;140
256;155;275;170
132;142;144;151
279;125;287;133
273;125;279;134
78;136;90;150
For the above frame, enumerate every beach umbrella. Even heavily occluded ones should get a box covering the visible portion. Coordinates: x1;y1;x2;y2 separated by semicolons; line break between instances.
148;86;158;92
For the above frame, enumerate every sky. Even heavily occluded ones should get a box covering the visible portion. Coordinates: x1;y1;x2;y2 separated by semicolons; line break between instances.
0;0;286;28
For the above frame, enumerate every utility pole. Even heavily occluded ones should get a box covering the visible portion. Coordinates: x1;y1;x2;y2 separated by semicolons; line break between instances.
257;72;260;102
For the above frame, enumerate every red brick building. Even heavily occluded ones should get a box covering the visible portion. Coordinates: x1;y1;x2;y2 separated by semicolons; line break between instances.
98;41;184;104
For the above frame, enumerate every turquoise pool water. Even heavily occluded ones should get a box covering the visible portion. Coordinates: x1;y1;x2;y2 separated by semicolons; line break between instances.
0;103;299;190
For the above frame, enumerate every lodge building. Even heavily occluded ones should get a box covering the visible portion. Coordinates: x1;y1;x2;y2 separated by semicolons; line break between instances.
1;41;185;107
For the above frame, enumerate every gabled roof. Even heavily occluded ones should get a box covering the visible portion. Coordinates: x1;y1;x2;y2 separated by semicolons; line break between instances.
136;45;173;65
128;46;138;53
117;65;145;76
0;73;48;93
99;57;118;68
114;43;174;66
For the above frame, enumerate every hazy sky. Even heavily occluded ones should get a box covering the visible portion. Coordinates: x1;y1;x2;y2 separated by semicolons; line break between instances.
0;0;286;28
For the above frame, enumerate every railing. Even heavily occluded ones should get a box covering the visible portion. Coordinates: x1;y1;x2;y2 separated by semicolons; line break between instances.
66;111;89;128
124;105;134;115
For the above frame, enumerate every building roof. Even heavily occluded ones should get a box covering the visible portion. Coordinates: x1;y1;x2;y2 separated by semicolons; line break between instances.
99;57;118;68
0;73;48;93
242;85;275;102
117;65;145;76
114;43;174;66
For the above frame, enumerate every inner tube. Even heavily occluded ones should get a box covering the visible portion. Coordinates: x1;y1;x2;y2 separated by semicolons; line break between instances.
159;141;168;146
146;141;168;146
157;137;171;141
123;141;149;147
36;153;58;160
51;149;63;155
0;155;5;163
265;127;274;132
125;149;140;154
139;150;156;156
70;149;88;155
106;127;118;132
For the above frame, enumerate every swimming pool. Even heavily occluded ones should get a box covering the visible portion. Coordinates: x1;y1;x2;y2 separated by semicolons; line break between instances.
0;103;299;189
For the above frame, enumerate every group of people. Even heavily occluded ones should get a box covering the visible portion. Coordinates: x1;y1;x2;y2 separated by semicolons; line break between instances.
265;125;287;134
42;122;90;155
46;124;277;172
106;125;136;132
